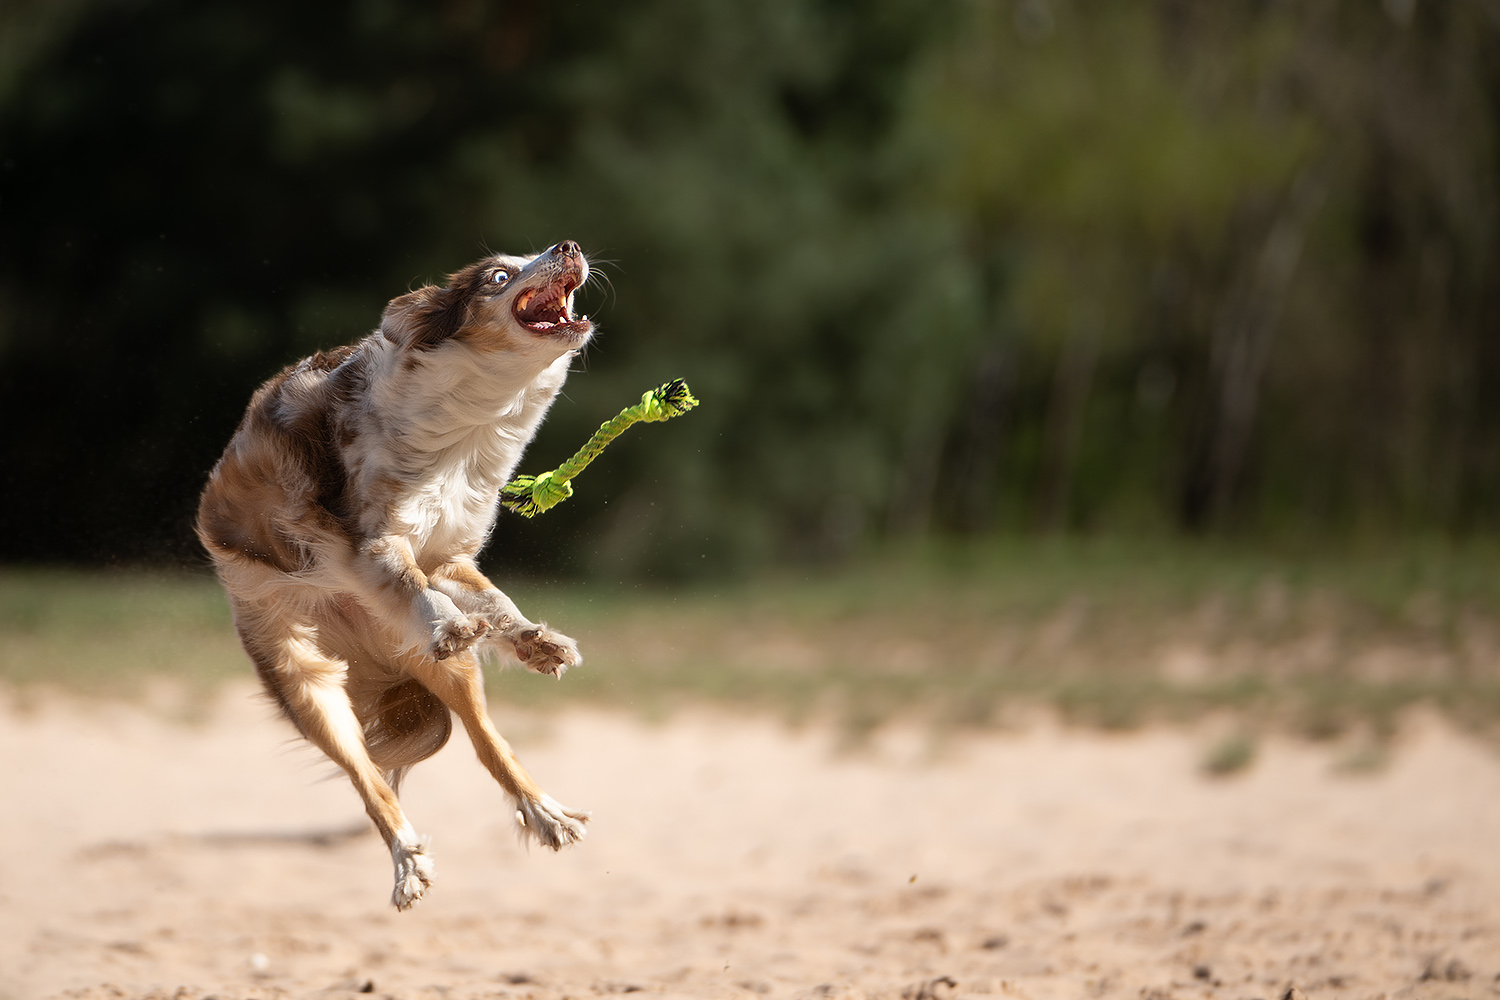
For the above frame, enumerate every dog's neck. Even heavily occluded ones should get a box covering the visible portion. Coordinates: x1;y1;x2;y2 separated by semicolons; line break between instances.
367;336;569;467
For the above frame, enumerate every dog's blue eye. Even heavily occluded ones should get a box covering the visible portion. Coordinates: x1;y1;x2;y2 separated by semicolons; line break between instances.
492;270;510;283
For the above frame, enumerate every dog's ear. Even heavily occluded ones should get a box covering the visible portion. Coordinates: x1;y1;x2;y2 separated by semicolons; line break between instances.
381;285;465;350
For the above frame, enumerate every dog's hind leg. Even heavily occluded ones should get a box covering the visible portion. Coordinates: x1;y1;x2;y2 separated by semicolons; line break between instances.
404;652;590;849
251;622;436;910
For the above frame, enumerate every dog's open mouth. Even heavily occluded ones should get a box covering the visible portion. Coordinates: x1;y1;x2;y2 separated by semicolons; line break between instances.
514;275;588;335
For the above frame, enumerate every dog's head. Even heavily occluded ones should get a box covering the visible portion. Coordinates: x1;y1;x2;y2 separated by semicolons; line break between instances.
380;241;595;359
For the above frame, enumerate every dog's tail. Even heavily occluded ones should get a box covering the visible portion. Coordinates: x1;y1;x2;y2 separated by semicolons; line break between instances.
362;677;453;790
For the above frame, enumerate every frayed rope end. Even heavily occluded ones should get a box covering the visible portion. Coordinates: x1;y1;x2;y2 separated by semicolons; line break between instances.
499;378;698;518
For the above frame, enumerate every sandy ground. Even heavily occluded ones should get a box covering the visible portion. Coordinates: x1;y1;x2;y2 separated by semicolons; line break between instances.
1;683;1498;1000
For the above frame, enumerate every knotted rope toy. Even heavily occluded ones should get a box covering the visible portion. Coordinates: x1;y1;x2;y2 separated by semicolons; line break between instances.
500;378;699;518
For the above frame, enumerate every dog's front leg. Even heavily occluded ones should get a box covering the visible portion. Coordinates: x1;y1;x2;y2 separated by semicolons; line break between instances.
430;561;581;676
358;536;492;660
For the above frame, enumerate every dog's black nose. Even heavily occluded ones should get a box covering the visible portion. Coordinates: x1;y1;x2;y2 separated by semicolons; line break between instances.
553;241;581;259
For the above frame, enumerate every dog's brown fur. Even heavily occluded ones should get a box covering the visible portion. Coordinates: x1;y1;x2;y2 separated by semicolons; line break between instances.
197;242;595;909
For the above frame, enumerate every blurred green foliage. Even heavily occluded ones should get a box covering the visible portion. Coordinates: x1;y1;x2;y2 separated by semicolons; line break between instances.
0;0;1495;577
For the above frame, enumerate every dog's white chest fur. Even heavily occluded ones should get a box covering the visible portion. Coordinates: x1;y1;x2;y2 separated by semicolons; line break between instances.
359;345;574;562
391;451;498;560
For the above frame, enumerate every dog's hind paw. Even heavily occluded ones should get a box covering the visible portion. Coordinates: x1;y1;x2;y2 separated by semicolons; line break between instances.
391;841;435;911
515;793;591;850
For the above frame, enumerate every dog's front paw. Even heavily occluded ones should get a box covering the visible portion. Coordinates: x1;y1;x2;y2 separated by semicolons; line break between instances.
431;614;493;660
391;840;435;911
510;625;580;677
515;793;591;850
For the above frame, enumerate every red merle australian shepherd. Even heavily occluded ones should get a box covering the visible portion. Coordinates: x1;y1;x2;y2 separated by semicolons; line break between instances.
197;242;594;909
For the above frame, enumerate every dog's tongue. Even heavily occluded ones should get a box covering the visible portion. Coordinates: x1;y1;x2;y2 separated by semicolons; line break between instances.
516;285;570;328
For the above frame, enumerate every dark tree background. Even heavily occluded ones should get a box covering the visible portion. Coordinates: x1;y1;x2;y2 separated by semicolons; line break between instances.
2;0;1497;578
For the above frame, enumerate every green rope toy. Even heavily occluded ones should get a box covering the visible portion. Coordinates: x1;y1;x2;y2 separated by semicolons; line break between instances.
500;378;699;518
